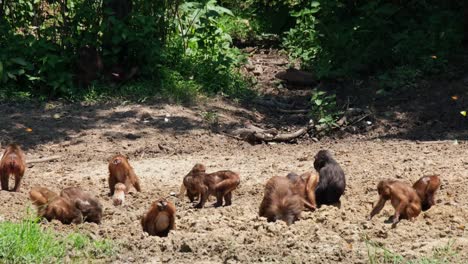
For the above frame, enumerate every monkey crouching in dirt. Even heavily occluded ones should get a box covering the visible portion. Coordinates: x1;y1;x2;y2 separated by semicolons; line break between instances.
141;198;176;237
368;179;421;227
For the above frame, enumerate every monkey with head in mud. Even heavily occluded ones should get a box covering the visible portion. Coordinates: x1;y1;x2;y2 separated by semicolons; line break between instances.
60;187;103;224
141;198;176;237
108;154;142;196
0;144;26;192
29;187;83;224
412;175;441;211
286;171;319;210
179;164;240;209
259;176;317;225
112;183;127;206
178;163;205;202
368;179;421;227
313;150;346;206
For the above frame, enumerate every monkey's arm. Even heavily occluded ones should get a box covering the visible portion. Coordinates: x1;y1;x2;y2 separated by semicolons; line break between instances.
195;185;209;209
368;196;386;220
132;176;142;192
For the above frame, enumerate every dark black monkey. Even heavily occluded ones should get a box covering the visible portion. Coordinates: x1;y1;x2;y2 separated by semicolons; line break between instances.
313;150;346;206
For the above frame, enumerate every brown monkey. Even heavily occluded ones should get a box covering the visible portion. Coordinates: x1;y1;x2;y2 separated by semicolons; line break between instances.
287;171;319;210
203;170;240;208
180;164;241;208
178;163;205;202
60;187;103;224
412;175;441;211
29;187;83;224
141;198;176;237
112;183;127;206
108;154;141;195
368;180;421;227
0;144;26;192
259;176;305;225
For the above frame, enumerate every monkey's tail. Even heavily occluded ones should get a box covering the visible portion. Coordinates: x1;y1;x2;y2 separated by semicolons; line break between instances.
177;183;186;199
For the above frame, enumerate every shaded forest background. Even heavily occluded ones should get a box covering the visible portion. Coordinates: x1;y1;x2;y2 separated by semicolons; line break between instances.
1;0;467;116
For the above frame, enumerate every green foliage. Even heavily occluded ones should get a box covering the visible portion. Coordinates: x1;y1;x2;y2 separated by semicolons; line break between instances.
366;239;459;264
309;88;342;128
284;1;464;83
0;217;114;263
0;0;251;102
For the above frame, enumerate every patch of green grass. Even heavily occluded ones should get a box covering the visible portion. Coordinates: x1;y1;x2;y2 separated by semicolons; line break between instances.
0;217;115;263
366;239;459;264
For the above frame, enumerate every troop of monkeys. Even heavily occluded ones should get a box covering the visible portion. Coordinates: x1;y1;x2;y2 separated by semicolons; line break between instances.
0;143;441;237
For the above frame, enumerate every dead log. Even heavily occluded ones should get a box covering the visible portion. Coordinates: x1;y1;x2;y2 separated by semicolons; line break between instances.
229;121;313;143
27;155;61;164
275;68;318;87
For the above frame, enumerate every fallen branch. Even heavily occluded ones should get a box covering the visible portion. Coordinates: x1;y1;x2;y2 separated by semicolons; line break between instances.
229;121;313;143
277;108;309;114
27;155;61;164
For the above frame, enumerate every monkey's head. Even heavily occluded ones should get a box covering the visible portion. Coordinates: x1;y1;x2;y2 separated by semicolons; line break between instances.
110;154;128;165
286;172;299;183
377;180;393;199
191;164;206;175
112;183;127;206
156;199;169;210
76;199;103;224
313;150;334;170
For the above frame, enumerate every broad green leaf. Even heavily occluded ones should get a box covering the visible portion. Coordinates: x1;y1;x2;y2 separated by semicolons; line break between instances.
11;57;28;66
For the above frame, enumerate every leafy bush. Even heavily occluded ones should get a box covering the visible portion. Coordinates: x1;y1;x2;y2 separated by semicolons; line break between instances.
309;88;342;129
284;1;464;82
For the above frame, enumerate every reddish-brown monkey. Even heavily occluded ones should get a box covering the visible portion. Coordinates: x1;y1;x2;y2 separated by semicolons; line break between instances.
412;175;441;211
60;187;103;224
108;154;141;195
29;187;83;224
259;176;305;225
178;163;205;202
287;171;319;210
112;183;127;206
141;198;176;237
182;164;240;208
368;180;421;227
0;144;26;192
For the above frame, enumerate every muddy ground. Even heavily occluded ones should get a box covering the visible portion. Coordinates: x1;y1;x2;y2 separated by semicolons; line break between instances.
1;50;468;263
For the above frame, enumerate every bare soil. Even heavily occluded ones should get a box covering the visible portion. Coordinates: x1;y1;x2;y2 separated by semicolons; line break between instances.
1;50;468;263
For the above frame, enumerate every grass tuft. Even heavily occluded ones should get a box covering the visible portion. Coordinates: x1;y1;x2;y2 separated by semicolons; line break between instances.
0;217;115;263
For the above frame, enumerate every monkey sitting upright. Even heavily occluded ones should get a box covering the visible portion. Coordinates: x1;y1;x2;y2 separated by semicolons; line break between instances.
368;179;421;227
141;198;176;237
313;150;346;206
